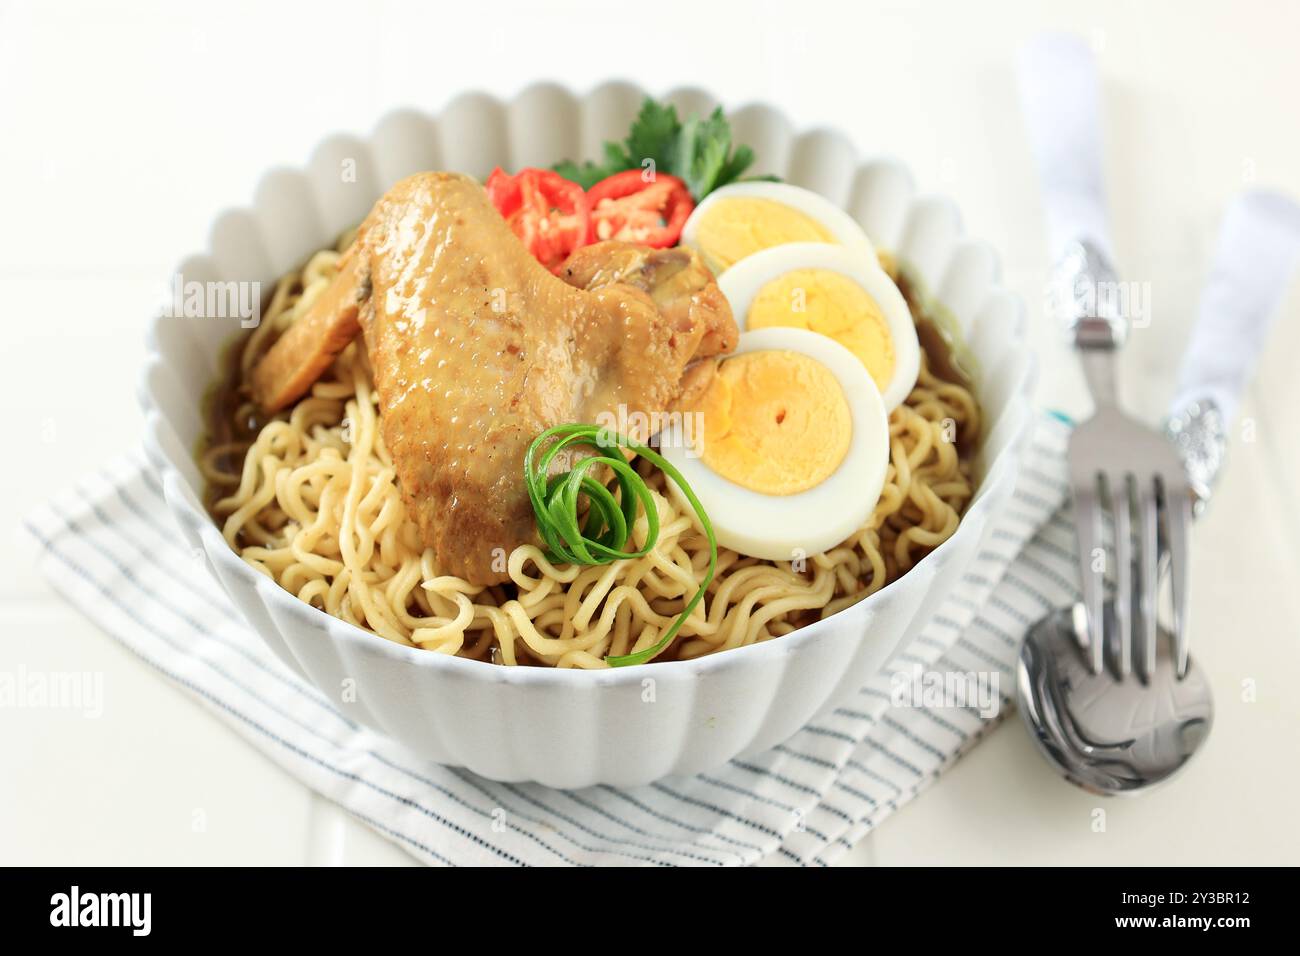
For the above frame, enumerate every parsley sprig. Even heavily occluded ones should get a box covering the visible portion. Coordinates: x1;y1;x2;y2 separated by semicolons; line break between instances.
554;98;774;199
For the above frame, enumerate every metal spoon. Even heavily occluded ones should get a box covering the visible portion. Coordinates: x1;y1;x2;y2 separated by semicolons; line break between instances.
1018;597;1212;795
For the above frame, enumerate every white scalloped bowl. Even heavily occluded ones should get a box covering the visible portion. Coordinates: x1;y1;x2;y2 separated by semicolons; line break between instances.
139;82;1035;789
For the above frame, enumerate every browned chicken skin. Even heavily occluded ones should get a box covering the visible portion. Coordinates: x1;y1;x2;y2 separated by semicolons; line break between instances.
250;251;366;412
560;240;737;409
560;240;738;360
251;172;736;585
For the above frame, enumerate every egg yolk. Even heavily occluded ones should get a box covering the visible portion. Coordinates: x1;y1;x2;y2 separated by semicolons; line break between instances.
693;350;851;496
695;197;836;274
747;268;896;394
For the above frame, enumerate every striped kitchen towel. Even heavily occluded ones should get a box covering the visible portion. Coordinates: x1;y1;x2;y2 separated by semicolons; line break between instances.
20;414;1076;866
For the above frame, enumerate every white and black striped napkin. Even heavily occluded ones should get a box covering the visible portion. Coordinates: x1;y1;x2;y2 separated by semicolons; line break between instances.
20;414;1077;866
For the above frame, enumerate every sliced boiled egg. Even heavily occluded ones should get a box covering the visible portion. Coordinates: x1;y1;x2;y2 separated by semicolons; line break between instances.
718;242;920;411
659;327;889;562
680;182;874;275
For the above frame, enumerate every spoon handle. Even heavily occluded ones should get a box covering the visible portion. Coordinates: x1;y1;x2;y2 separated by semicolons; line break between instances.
1166;191;1300;503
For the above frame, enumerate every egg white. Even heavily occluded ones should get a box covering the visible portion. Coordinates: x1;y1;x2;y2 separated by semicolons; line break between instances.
659;327;890;562
717;242;921;412
680;181;875;267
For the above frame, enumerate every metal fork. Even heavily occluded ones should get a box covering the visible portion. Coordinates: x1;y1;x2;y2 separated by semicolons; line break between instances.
1020;34;1192;680
1058;243;1193;680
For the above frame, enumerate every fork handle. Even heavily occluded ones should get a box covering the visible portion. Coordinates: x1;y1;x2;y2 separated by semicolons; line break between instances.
1019;34;1124;349
1019;34;1114;262
1167;191;1300;500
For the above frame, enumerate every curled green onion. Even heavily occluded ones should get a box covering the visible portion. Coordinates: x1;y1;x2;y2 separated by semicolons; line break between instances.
524;423;717;667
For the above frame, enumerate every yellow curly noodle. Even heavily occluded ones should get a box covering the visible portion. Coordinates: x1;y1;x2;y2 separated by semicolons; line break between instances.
201;238;979;668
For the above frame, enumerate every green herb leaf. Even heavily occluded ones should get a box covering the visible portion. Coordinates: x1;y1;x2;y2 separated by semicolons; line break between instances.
715;143;757;188
551;159;608;190
601;140;633;172
624;99;680;173
673;108;729;198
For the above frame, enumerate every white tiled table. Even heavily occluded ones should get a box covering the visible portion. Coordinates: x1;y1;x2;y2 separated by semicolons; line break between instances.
3;0;1298;866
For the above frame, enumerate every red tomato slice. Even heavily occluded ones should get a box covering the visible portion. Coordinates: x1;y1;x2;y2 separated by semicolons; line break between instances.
486;167;592;272
587;170;694;248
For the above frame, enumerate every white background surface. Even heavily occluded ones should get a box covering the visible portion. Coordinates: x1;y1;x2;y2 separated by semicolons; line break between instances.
3;0;1299;866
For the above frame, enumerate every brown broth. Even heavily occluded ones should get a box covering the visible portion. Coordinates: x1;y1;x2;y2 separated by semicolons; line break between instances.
199;327;270;513
896;270;974;391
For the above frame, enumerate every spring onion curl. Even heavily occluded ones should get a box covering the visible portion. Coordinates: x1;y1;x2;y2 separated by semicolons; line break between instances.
524;423;717;667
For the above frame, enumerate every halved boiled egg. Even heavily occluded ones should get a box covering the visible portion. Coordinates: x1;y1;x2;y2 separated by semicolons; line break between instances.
680;182;874;275
659;327;889;562
718;242;920;411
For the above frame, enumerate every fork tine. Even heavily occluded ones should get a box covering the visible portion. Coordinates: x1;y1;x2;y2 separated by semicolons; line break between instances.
1164;477;1193;678
1074;477;1106;674
1137;477;1160;682
1110;474;1134;679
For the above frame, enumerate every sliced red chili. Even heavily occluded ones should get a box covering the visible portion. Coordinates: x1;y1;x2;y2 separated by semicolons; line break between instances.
587;170;694;248
485;167;592;272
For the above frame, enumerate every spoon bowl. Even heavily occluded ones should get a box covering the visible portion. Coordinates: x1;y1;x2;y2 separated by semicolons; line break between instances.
1017;598;1213;795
